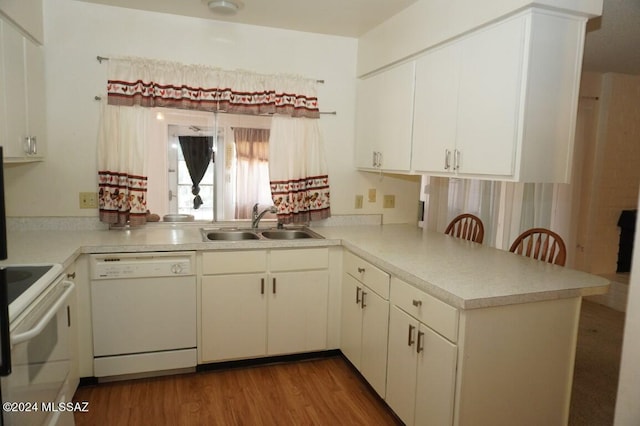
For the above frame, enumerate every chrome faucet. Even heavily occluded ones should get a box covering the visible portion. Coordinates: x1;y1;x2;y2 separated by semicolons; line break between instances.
251;203;277;229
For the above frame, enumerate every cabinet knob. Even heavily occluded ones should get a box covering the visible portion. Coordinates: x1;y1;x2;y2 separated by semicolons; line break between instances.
412;299;422;307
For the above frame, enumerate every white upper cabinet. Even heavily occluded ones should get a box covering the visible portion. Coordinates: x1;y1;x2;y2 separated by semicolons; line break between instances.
0;0;44;44
0;17;46;162
411;43;460;174
411;8;586;182
355;61;415;172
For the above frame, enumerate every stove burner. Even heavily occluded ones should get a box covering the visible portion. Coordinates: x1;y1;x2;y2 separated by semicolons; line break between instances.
4;265;54;305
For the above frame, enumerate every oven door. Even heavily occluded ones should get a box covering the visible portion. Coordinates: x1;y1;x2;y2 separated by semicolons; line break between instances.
1;277;75;426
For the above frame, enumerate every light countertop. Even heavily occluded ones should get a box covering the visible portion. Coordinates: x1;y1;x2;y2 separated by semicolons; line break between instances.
1;223;609;309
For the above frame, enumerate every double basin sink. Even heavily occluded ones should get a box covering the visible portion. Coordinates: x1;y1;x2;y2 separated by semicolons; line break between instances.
201;227;323;241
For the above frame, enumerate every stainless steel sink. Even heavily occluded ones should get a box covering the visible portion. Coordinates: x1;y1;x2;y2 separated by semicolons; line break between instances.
260;229;319;240
202;230;260;241
201;227;322;242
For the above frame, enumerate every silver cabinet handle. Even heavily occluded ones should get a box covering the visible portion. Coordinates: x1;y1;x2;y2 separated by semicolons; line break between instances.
67;272;76;279
412;299;422;307
24;136;38;155
417;330;425;353
408;324;415;346
272;277;277;294
355;286;361;304
261;278;265;294
357;267;365;273
377;152;383;168
454;149;460;171
372;151;377;167
444;149;451;170
361;291;367;309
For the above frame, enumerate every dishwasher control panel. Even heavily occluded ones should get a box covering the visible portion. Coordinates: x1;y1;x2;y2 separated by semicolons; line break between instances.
90;252;195;279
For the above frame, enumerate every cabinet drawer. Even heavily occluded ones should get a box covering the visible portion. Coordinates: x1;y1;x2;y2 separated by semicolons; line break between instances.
270;248;328;271
344;251;390;299
391;277;458;342
201;251;267;275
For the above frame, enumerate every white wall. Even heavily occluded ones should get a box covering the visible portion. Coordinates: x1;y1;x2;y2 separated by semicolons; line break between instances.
614;191;640;424
3;0;420;224
572;72;640;275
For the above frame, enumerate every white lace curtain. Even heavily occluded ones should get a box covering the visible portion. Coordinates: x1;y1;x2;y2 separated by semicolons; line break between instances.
269;116;331;224
106;57;320;118
98;56;330;224
233;128;272;219
426;176;556;249
97;104;151;226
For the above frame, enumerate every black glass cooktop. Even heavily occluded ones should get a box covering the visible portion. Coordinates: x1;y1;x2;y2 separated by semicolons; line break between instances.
3;265;54;305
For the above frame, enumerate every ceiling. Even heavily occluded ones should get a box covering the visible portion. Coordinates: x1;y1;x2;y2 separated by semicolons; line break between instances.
78;0;640;75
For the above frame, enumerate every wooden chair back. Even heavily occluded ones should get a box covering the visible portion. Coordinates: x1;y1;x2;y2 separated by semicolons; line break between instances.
509;228;567;266
444;214;484;244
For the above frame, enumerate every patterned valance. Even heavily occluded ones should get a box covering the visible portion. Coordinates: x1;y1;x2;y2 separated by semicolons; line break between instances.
106;57;320;118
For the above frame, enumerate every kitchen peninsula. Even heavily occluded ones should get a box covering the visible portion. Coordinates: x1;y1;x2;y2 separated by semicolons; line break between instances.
1;222;608;425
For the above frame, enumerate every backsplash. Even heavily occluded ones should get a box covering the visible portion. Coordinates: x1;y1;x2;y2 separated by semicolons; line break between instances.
6;214;383;232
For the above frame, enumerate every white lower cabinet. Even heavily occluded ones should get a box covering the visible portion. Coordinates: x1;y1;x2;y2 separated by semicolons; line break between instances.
201;273;267;361
386;306;457;426
340;251;390;398
267;270;328;355
200;248;329;363
340;274;389;397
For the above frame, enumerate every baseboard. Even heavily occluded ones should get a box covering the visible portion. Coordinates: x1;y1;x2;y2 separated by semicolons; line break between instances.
197;349;341;372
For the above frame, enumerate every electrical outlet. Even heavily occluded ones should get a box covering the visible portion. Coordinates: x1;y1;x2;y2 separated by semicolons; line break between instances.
79;192;98;209
383;195;395;209
368;188;377;203
355;195;363;209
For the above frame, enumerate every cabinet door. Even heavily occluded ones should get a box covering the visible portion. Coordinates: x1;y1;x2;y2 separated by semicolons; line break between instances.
24;38;45;159
412;44;460;174
414;324;457;426
386;306;419;425
201;274;267;362
65;263;80;398
0;19;27;158
360;286;389;398
267;270;328;355
355;61;415;171
340;273;363;368
455;17;525;176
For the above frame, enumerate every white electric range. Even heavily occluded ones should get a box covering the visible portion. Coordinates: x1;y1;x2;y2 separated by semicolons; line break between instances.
1;263;76;426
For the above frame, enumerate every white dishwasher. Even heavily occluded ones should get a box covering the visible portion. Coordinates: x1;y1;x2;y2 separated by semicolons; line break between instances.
90;252;197;378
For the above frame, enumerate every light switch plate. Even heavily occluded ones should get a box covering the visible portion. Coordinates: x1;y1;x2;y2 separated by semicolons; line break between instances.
383;195;395;209
368;188;376;203
79;192;98;209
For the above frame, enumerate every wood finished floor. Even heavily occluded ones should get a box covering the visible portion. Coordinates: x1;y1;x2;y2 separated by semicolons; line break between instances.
73;356;401;426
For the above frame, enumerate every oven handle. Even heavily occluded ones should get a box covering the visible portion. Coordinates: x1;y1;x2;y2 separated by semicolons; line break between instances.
11;281;75;346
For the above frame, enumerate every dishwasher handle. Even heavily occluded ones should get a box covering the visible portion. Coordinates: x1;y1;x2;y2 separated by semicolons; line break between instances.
11;281;75;346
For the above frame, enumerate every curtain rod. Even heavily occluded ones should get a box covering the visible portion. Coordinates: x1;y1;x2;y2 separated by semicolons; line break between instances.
92;95;336;115
96;56;325;84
